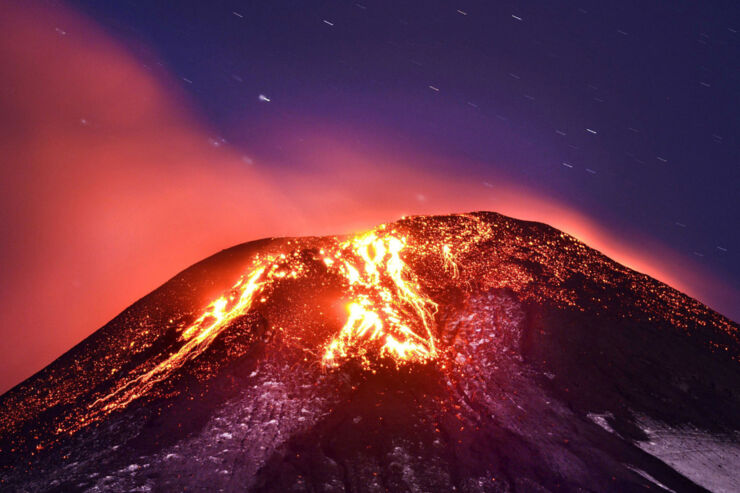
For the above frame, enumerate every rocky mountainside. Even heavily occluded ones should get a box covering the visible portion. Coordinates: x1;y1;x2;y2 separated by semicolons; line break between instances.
1;212;738;492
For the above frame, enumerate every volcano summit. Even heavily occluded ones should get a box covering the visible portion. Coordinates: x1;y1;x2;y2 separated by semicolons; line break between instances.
1;212;738;492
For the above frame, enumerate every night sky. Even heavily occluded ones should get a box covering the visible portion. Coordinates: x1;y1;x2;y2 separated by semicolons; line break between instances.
0;0;737;391
70;0;739;291
68;1;740;270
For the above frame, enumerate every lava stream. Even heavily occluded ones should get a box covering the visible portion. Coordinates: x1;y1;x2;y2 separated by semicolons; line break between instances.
79;226;449;426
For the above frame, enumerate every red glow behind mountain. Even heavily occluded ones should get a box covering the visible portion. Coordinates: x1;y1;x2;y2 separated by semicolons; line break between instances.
1;212;737;492
1;1;737;396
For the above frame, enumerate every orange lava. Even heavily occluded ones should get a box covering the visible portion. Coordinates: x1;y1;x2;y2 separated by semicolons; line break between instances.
322;230;438;366
85;225;447;422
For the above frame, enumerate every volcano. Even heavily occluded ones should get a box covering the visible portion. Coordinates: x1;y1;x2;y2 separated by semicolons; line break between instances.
1;212;738;492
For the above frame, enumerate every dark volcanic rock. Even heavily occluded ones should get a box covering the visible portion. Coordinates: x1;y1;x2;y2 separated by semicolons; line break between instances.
0;212;738;492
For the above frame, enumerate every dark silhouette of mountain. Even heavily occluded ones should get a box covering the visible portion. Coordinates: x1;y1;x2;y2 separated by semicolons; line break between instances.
1;212;738;492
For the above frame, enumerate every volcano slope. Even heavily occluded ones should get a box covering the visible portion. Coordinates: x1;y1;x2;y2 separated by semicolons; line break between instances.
1;212;738;492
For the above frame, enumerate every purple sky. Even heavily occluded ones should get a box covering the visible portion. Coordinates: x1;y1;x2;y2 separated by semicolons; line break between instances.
68;0;739;305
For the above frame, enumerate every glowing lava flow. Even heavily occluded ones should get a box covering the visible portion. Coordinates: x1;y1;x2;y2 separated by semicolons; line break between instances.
82;226;445;423
87;266;269;418
323;231;438;366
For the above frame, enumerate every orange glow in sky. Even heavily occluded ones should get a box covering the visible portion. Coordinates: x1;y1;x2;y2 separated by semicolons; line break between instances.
0;1;735;392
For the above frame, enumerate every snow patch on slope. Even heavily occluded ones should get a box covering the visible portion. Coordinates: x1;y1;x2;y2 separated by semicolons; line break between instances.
634;415;740;493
